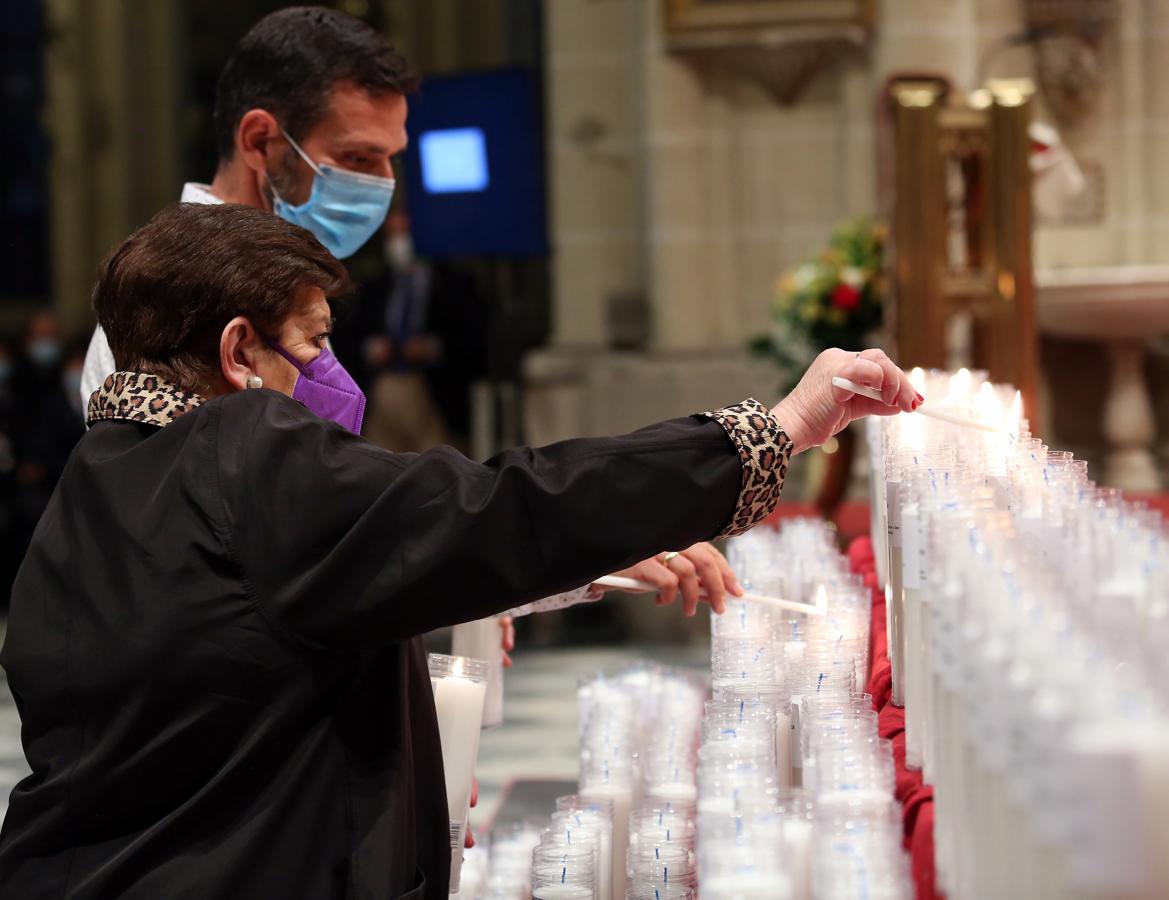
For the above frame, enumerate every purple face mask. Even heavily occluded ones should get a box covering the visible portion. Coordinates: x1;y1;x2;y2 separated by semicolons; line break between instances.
266;341;366;434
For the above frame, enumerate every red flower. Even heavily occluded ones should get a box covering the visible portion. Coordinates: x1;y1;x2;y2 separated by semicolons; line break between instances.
831;283;861;311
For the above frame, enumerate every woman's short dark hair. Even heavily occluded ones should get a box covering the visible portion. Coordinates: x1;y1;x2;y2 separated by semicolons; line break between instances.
213;6;419;161
93;203;351;392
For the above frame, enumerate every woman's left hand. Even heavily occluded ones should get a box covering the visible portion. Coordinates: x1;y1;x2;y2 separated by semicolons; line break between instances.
610;542;742;616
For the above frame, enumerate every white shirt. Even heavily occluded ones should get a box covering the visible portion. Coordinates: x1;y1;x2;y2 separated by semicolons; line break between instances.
79;183;224;413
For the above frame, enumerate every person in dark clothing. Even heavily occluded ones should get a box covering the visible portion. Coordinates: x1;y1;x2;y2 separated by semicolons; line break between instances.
12;312;83;486
8;313;85;600
336;211;486;453
0;337;18;604
0;203;916;898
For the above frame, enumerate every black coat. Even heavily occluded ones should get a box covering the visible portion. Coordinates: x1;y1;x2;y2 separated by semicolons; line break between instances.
0;385;764;899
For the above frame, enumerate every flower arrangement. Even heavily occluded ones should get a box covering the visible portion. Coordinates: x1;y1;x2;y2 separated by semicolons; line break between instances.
751;219;887;391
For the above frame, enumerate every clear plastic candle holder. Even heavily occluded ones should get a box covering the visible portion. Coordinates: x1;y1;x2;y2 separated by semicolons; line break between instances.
626;842;695;888
427;653;489;894
531;844;597;899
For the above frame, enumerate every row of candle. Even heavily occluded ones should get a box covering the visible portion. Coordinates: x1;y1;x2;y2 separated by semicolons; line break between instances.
452;584;633;734
455;664;705;899
695;521;912;899
867;368;1169;898
576;666;706;899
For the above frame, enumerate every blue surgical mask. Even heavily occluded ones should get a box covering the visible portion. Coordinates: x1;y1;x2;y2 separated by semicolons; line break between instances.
27;338;61;369
270;129;395;259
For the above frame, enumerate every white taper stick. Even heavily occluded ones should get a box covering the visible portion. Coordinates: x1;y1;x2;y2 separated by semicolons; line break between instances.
593;575;826;616
831;376;1002;433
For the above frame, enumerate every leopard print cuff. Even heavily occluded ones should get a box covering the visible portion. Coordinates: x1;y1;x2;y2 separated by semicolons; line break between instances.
87;372;206;428
702;398;793;538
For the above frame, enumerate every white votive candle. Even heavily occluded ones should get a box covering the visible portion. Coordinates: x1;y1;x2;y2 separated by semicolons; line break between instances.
427;652;488;894
451;616;505;728
783;818;813;900
581;779;633;900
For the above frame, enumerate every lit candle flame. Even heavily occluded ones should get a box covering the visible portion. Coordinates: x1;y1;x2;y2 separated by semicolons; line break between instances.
1009;390;1023;423
814;584;828;610
452;656;464;678
909;367;926;390
947;368;972;403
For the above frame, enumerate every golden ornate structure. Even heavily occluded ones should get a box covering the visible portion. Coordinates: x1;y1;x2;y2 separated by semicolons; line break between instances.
889;79;1039;429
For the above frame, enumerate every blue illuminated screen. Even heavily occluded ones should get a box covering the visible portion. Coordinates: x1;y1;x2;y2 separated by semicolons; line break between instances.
403;69;547;256
419;128;489;194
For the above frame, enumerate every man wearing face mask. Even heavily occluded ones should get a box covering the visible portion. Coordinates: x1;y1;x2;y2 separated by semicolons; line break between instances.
78;5;408;408
77;5;743;618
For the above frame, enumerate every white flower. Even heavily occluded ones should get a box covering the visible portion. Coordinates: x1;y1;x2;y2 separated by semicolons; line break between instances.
792;263;819;290
841;266;866;290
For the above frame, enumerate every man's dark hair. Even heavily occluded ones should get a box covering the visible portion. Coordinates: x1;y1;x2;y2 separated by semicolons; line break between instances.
93;203;351;392
213;6;419;162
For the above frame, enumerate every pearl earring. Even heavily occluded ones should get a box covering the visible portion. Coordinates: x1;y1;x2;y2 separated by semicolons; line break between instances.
246;375;263;390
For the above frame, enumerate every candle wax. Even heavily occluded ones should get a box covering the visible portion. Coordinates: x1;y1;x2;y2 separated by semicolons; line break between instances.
432;672;486;893
581;783;631;900
451;618;504;728
646;782;698;804
702;871;792;900
531;886;594;899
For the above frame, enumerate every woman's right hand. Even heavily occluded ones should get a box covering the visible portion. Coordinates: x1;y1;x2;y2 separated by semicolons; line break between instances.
772;348;919;454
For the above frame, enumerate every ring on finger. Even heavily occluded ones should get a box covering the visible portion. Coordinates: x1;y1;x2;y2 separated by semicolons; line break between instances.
662;551;681;566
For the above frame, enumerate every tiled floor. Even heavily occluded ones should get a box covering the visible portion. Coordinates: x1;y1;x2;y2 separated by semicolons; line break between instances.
0;635;707;833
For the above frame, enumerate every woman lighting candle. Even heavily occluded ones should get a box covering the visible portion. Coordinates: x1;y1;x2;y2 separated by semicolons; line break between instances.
0;203;917;899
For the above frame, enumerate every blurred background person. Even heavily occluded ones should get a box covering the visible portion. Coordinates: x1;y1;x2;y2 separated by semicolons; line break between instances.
337;210;487;453
9;313;84;600
0;339;17;605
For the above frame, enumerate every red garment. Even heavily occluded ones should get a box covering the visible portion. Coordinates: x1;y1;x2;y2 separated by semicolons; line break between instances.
849;535;943;900
910;802;940;899
848;536;874;571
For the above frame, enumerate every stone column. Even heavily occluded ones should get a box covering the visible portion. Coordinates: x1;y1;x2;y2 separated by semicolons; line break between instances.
641;1;736;352
45;0;183;332
524;0;641;444
543;0;640;349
